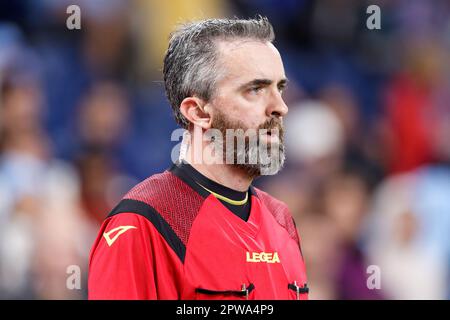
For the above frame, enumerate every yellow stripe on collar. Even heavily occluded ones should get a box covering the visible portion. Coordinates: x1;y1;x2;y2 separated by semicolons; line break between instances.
197;183;249;206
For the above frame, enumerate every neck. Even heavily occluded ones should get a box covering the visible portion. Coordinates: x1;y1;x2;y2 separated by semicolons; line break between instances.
183;141;252;192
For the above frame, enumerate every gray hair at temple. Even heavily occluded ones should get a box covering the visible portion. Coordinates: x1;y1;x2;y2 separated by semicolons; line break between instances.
163;16;275;128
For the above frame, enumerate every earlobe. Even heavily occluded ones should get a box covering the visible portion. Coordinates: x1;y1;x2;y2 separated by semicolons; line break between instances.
198;103;213;130
180;97;212;130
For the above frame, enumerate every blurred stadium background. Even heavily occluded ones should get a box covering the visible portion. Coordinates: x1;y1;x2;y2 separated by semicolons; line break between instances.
0;0;449;299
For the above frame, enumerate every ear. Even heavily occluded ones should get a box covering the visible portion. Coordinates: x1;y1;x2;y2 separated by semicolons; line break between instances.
179;97;212;130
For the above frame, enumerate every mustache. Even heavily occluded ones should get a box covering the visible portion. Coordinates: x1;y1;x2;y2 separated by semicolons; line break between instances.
259;118;282;130
210;110;284;139
258;118;284;136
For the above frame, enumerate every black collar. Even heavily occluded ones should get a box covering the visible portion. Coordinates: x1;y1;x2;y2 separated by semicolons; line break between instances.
169;161;251;201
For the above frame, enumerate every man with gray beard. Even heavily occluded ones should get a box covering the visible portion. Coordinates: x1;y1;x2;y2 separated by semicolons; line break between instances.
89;17;308;300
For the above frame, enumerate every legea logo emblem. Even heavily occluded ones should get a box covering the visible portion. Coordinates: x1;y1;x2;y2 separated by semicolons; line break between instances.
103;226;137;246
246;251;280;264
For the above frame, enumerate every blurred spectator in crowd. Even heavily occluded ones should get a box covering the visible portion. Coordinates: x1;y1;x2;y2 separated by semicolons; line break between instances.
74;81;138;225
323;171;383;299
381;39;447;174
363;170;449;299
0;38;90;299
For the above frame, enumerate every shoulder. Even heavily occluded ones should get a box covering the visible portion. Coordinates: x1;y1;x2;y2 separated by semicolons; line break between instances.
252;187;300;244
121;169;205;218
105;170;206;259
252;187;290;215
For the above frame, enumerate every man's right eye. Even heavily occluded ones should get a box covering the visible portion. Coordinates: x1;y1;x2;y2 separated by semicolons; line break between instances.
249;86;262;94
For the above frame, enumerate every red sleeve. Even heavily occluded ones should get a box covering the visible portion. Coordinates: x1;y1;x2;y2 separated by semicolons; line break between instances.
88;212;183;300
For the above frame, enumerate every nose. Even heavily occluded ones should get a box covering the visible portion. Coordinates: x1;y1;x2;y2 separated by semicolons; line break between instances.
266;90;288;118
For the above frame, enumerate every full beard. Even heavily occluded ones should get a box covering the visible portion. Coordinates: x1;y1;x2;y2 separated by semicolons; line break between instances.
210;109;286;178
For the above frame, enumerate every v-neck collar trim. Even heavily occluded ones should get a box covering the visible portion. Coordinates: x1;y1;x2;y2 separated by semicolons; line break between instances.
168;161;259;223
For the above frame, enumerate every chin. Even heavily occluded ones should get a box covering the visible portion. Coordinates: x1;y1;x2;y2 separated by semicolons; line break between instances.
236;159;285;178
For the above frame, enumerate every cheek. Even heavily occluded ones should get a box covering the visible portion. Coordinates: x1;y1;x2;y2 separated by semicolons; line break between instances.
215;94;266;128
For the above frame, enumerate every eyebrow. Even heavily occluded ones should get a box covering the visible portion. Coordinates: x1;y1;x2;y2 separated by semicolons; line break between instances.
238;78;288;90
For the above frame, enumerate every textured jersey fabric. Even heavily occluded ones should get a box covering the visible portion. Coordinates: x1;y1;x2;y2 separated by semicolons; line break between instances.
88;163;308;300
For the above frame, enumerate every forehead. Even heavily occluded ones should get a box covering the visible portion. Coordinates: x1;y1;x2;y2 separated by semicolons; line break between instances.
215;39;285;83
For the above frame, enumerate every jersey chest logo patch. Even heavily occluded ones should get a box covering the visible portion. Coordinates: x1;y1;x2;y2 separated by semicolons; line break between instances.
103;225;137;246
246;251;280;264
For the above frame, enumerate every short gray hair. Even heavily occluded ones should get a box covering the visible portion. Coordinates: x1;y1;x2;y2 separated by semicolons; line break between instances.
163;17;275;128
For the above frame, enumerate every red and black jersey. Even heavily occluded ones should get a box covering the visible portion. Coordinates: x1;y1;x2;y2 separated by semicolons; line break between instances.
88;162;308;300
